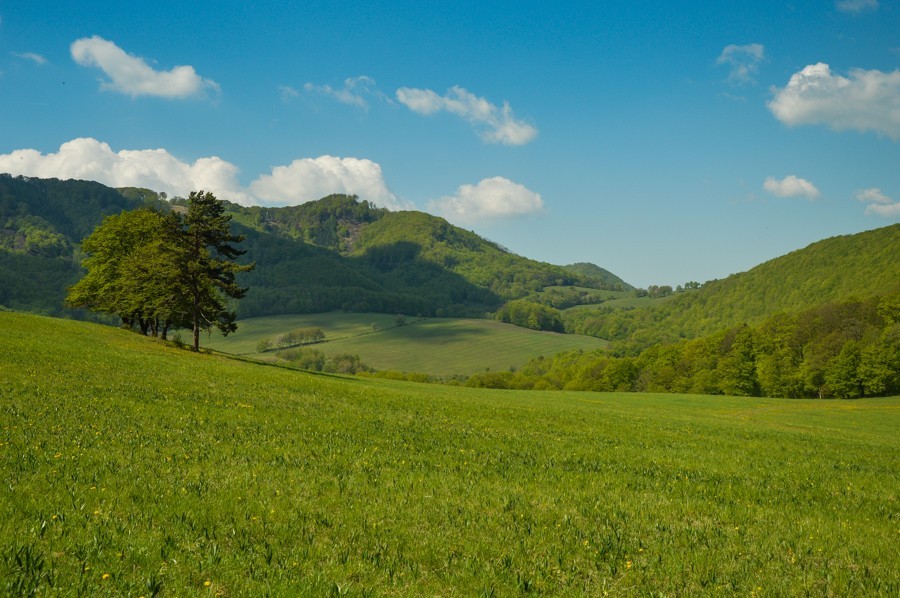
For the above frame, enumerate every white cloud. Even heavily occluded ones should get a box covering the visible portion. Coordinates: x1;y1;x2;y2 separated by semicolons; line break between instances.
0;138;403;209
0;138;251;203
836;0;878;13
855;187;900;217
855;187;891;204
278;85;300;102
863;202;900;217
427;176;544;224
249;156;408;209
70;36;219;99
396;86;537;145
12;52;47;65
303;76;382;110
763;175;821;199
768;63;900;140
717;44;765;85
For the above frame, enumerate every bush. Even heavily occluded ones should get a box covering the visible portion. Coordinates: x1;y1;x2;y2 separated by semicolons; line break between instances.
261;327;325;351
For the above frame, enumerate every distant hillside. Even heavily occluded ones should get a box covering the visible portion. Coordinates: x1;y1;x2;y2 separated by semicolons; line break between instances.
222;197;629;298
0;175;153;255
0;175;160;315
219;194;387;251
349;211;621;298
224;197;630;317
566;224;900;350
0;175;629;319
563;263;633;291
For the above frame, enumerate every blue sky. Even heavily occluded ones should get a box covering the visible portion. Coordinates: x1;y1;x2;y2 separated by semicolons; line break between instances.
1;1;898;288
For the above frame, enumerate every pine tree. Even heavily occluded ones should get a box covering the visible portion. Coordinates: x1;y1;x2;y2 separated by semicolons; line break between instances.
176;191;255;351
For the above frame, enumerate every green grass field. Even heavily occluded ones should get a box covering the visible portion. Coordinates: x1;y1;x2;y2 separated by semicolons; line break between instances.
2;311;898;596
201;312;404;354
204;313;609;375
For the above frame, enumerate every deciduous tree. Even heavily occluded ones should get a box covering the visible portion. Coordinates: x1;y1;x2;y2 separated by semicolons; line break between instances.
67;191;253;350
66;208;181;334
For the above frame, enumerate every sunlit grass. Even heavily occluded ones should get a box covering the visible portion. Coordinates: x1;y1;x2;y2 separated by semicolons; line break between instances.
1;311;898;595
205;312;608;375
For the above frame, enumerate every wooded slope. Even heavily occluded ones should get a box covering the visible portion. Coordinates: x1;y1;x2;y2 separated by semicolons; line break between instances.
566;224;900;350
0;175;627;318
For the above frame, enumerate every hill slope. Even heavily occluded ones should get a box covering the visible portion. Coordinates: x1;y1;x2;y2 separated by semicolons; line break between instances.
0;175;628;318
563;262;633;291
2;310;898;595
566;224;900;348
227;199;630;311
0;175;161;315
202;312;610;375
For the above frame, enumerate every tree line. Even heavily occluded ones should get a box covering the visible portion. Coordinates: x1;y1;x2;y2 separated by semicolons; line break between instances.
66;191;253;351
468;293;900;399
494;299;564;332
256;327;325;352
274;346;370;375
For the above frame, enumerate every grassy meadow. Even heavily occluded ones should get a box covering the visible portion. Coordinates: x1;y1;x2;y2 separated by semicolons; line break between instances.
1;311;898;596
203;313;609;375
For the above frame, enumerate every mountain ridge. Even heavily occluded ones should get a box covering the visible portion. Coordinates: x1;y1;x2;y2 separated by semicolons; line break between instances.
0;175;628;318
2;174;897;341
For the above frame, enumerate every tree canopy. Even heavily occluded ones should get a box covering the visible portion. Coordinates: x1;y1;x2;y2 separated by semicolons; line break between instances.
495;299;565;332
468;293;900;399
564;224;900;351
66;191;253;350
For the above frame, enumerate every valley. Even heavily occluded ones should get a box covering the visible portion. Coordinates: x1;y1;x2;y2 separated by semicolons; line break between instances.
3;4;898;595
204;312;609;376
2;175;898;399
0;177;897;594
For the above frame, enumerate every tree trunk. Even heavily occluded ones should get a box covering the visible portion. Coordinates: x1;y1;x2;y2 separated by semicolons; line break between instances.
192;288;201;351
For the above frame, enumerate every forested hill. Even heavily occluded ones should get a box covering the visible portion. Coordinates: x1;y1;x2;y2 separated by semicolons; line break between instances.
218;194;388;252
222;197;631;296
563;262;633;291
348;211;631;296
566;224;900;350
0;175;629;318
0;175;156;256
0;175;161;315
230;201;631;316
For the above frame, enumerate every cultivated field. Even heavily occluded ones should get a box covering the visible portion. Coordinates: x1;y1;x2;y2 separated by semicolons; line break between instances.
203;313;610;375
2;311;898;595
